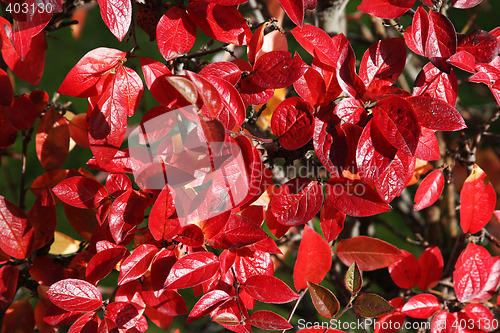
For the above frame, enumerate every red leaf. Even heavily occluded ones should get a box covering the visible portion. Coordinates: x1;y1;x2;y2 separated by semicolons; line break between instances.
157;7;196;61
2;299;35;333
187;2;251;45
0;196;33;259
356;120;397;183
460;164;497;234
279;0;304;27
249;310;293;330
185;70;223;118
418;246;443;290
149;185;179;241
105;301;141;329
291;25;336;67
244;275;299;303
0;68;13;106
8;96;37;132
405;7;429;57
108;189;152;243
208;214;268;249
414;168;445;211
251;51;307;89
293;67;326;106
326;178;391;216
402;294;441;319
357;0;414;19
388;250;420;289
139;57;172;91
86;246;127;285
332;34;366;98
426;10;457;73
415;127;441;161
96;0;131;41
413;62;458;106
118;244;158;285
293;225;332;290
448;50;476;73
0;265;19;310
247;24;266;65
141;278;187;316
0;24;46;86
336;236;404;271
199;61;241;86
372;96;420;156
333;98;365;125
320;198;345;242
47;279;102;312
53;176;108;209
359;38;406;89
204;75;246;128
270;177;323;227
68;312;99;333
374;150;415;203
464;303;496;332
164;252;219;289
407;96;466;131
58;48;126;97
187;290;231;323
451;0;483;9
36;108;70;171
271;97;314;150
453;243;500;302
234;248;273;283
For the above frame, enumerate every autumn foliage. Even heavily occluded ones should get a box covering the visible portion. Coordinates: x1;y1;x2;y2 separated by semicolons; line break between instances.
1;0;500;332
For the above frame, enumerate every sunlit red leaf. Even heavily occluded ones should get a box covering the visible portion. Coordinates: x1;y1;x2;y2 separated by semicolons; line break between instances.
68;311;99;333
415;127;440;161
326;178;391;216
149;185;178;241
270;177;323;227
86;246;127;285
307;281;339;318
53;176;108;209
388;250;420;289
0;195;33;259
141;278;186;317
418;246;443;290
414;169;445;211
356;120;397;183
208;214;268;249
199;61;242;86
97;0;131;41
453;243;500;302
359;38;406;89
372;96;420;156
0;24;46;86
336;236;404;271
187;2;251;45
408;96;466;131
204;75;246;128
118;244;158;285
279;0;304;27
464;303;496;332
244;275;299;303
58;47;126;97
402;294;440;319
187;290;231;323
333;97;365;124
451;0;483;9
426;10;457;73
164;252;219;289
248;310;293;330
460;164;496;233
291;25;336;67
357;0;414;19
320;198;345;242
294;225;332;290
251;51;307;89
332;34;365;99
413;62;458;106
157;7;196;61
271;97;314;150
36;108;70;171
404;7;429;57
47;279;102;312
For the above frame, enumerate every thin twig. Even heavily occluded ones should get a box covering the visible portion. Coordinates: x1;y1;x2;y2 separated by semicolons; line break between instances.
282;288;308;333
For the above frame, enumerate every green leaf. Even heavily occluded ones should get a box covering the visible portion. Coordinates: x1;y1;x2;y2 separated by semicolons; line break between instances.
345;261;362;294
307;281;340;319
353;293;394;318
